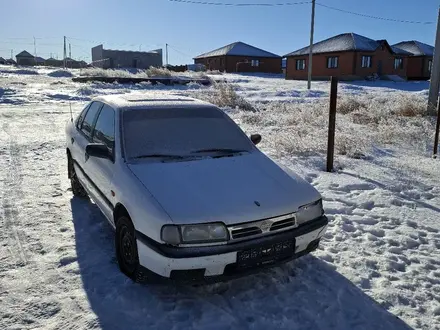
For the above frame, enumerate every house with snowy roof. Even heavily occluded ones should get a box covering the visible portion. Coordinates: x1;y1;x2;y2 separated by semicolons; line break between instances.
392;41;434;80
15;50;35;66
194;42;282;73
284;33;412;81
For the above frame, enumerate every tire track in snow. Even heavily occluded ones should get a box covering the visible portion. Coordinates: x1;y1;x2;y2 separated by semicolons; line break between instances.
0;121;27;265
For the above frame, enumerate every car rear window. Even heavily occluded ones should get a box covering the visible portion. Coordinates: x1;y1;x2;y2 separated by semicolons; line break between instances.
122;107;253;159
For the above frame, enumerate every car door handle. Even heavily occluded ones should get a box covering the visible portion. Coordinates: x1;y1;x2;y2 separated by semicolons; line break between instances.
71;138;75;144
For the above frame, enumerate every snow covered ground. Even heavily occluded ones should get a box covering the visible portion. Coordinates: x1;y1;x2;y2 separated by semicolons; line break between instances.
1;65;439;330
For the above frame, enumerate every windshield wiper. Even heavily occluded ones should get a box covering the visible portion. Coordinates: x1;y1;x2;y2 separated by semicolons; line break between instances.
191;148;247;154
134;154;185;159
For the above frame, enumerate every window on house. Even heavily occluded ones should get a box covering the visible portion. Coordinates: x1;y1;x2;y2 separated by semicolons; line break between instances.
296;59;305;70
327;57;338;68
251;60;260;67
428;60;433;72
361;56;372;68
394;57;403;69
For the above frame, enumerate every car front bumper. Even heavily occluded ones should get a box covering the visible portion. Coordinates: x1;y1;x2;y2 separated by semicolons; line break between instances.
135;215;328;282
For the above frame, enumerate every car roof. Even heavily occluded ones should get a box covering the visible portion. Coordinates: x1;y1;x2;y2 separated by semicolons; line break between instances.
92;93;214;111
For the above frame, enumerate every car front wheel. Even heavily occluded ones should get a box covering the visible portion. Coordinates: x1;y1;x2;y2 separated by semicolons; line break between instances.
115;215;150;283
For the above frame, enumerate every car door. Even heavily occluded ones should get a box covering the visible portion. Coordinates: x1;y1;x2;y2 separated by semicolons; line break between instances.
84;103;116;224
70;102;103;204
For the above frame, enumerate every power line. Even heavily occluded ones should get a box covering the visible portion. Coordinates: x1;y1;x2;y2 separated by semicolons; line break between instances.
169;0;434;24
169;0;310;6
315;2;434;25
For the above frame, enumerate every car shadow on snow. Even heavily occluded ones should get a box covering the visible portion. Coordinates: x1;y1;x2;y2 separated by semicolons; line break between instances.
71;198;413;330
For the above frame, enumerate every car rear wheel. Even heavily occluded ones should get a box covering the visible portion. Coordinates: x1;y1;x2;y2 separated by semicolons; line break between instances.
115;216;150;283
68;155;87;198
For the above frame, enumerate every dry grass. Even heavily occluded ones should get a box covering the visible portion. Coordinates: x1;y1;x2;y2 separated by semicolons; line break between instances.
228;94;434;159
392;95;433;117
337;97;365;114
195;82;257;112
146;66;172;78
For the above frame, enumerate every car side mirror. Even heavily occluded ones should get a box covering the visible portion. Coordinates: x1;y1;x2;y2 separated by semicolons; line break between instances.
86;143;111;160
250;134;262;145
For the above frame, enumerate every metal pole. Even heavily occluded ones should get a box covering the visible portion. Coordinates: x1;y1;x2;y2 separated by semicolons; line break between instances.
33;37;37;65
434;97;440;158
69;43;71;59
10;49;13;60
428;8;440;113
307;0;316;90
63;36;67;68
327;77;338;172
166;43;169;67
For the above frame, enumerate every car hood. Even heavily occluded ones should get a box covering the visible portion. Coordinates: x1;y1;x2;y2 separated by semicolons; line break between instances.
127;152;321;225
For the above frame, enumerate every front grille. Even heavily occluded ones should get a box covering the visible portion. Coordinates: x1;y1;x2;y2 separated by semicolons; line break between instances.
228;213;297;241
270;217;296;231
231;226;262;239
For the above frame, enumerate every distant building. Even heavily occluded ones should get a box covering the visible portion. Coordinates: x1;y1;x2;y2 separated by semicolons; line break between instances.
45;57;63;67
0;57;5;64
284;33;412;81
194;42;282;73
34;56;46;66
392;41;434;80
91;44;163;69
6;58;16;65
16;50;35;66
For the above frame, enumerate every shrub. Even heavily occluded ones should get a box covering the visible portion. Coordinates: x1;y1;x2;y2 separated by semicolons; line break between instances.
337;97;365;114
392;95;431;117
196;83;257;112
146;66;172;78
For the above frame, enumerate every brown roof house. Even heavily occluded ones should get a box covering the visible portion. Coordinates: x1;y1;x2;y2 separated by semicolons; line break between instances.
392;41;434;80
285;33;411;81
194;42;282;73
16;50;35;66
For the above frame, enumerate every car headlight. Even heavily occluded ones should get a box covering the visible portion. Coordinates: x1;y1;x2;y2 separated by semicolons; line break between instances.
161;223;229;245
296;199;324;225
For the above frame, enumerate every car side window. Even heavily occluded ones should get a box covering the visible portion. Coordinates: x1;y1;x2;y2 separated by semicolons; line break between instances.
92;104;115;153
76;103;91;129
80;102;102;138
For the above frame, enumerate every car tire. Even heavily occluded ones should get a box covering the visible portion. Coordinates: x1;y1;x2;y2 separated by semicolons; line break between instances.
115;215;150;283
68;155;88;198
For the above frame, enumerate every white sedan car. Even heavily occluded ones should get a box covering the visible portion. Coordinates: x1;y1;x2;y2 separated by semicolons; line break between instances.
66;93;328;283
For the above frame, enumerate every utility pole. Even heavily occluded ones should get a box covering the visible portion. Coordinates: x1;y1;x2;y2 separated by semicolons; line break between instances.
33;36;37;65
434;99;440;158
307;0;316;90
166;43;169;67
63;36;67;68
428;8;440;114
10;49;13;60
69;43;71;59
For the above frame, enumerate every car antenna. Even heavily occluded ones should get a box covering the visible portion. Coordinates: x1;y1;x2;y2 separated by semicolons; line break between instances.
69;101;73;122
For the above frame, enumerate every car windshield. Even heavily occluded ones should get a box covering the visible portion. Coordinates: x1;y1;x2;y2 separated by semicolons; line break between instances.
122;106;253;160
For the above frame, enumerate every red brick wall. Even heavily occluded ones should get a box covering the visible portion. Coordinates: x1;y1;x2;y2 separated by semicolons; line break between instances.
286;52;356;80
195;56;281;73
406;56;432;79
286;47;408;80
354;47;407;78
195;56;226;72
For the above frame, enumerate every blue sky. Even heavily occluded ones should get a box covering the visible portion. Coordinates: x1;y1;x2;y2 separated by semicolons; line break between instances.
0;0;438;64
